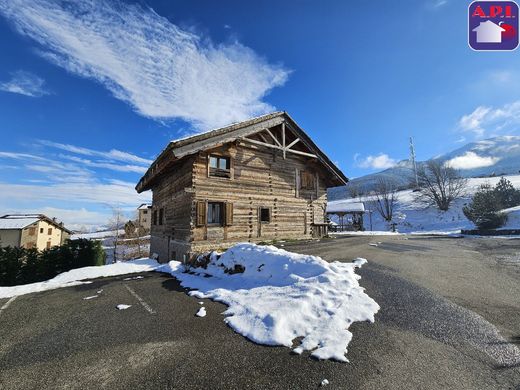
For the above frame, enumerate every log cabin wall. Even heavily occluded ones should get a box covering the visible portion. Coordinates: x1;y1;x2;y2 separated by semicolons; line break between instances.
189;141;328;254
149;156;195;262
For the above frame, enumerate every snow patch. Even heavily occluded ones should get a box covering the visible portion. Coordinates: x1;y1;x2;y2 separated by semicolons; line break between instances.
0;258;161;299
83;295;98;300
196;307;207;317
321;379;330;386
162;243;379;362
116;304;131;310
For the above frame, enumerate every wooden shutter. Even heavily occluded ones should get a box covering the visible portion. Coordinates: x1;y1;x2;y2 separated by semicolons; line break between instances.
225;202;233;226
196;201;206;226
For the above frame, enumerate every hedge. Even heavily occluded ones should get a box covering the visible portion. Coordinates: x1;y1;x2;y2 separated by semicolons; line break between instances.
0;239;106;286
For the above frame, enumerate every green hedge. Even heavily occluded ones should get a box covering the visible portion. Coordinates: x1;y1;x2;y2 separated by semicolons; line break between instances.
0;239;106;286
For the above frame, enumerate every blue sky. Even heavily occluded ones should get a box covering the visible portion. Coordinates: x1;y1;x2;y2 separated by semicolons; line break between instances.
0;0;519;229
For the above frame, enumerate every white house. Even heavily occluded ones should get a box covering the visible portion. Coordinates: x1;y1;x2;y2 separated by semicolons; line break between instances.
472;20;505;43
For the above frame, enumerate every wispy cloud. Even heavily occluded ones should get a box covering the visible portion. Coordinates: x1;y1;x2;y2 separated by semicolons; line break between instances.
0;70;50;97
0;0;290;130
356;153;397;170
458;101;520;137
0;140;152;228
446;151;499;170
39;140;153;165
432;0;448;8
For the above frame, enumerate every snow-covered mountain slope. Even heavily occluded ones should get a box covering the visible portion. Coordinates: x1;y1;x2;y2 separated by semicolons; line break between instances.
328;175;520;233
329;136;520;200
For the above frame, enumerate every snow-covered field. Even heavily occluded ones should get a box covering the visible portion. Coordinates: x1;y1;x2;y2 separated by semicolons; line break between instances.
161;243;379;362
329;175;520;234
0;243;379;362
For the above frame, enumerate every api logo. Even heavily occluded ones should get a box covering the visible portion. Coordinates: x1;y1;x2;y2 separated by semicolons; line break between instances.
469;1;519;50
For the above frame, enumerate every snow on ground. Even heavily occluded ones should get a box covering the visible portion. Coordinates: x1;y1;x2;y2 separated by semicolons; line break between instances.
0;259;161;299
161;243;379;362
196;307;207;317
71;229;124;240
329;175;520;234
116;304;131;310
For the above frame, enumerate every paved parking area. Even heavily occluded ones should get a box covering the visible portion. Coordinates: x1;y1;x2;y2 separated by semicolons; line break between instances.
0;235;519;389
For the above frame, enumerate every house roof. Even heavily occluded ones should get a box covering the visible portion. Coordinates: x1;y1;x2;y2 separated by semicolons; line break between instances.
0;214;73;233
473;20;505;32
326;201;365;214
137;203;152;210
136;111;348;192
0;217;40;230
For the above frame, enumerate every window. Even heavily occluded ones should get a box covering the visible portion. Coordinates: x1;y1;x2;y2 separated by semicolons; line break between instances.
48;228;53;235
159;208;164;225
260;208;271;223
46;241;51;249
207;202;223;225
300;171;315;190
40;228;44;233
153;210;157;225
209;155;231;178
143;210;148;215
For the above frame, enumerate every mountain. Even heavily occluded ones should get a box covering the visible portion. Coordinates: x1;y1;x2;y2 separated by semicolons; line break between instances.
328;136;520;201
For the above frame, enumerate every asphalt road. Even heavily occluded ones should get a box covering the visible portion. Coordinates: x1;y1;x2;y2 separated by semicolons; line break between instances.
0;235;519;389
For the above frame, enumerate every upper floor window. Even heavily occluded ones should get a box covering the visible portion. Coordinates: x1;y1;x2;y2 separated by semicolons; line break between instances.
142;210;148;215
209;155;231;178
300;171;315;190
48;228;53;235
260;207;271;223
153;210;157;225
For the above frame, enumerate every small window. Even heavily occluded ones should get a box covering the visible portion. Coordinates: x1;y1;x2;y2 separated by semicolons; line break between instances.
143;210;148;215
40;228;44;233
207;202;223;225
159;208;164;225
209;155;231;178
300;171;315;190
48;228;53;235
260;208;271;223
153;210;157;225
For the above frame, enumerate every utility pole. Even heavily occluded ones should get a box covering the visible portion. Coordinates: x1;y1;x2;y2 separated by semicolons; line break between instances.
409;137;419;189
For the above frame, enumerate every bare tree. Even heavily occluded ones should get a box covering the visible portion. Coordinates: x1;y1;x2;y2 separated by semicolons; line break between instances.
416;160;467;211
371;178;398;222
107;205;126;263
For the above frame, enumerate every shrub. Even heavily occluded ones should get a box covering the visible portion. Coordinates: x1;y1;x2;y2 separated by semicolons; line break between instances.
463;184;508;230
0;239;106;286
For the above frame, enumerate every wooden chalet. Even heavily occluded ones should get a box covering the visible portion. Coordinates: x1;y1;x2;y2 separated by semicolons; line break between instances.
136;112;348;262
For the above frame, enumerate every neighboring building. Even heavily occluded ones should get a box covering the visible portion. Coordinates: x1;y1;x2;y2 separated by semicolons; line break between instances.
0;214;72;250
137;204;152;232
136;112;348;263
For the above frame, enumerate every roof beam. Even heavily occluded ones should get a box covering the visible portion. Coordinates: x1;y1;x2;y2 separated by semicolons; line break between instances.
265;128;282;147
241;137;317;158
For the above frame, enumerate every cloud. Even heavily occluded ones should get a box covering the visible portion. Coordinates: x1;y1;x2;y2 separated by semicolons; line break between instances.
38;140;153;165
0;140;152;228
432;0;448;8
0;70;50;97
357;153;397;170
446;151;500;170
0;0;290;130
458;101;520;137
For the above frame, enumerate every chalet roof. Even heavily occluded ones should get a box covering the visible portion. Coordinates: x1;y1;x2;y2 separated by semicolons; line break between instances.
137;203;152;210
136;112;348;192
326;201;365;214
0;214;73;233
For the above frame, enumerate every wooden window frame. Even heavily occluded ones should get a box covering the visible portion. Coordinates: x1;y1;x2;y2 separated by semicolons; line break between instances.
196;201;233;227
207;202;224;226
208;154;232;179
259;207;271;224
48;228;53;235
